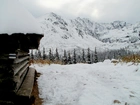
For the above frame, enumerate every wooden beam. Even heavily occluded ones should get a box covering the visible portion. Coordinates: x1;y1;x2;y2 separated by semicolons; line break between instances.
13;60;29;75
16;67;35;98
14;68;28;93
16;50;29;58
13;56;29;64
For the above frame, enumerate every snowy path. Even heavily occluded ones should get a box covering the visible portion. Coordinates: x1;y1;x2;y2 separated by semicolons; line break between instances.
31;60;140;105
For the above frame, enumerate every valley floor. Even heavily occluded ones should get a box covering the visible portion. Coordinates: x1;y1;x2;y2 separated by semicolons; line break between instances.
30;60;140;105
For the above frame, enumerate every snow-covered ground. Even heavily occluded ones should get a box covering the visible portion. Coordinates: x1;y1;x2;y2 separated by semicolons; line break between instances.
31;60;140;105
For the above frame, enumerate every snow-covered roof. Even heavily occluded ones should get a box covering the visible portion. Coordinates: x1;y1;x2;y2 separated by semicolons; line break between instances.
0;0;42;35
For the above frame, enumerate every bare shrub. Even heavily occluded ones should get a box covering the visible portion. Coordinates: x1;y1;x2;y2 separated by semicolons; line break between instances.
29;59;63;65
121;54;140;64
111;60;119;65
113;100;121;104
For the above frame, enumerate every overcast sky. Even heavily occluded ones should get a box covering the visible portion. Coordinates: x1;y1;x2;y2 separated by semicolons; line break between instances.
19;0;140;23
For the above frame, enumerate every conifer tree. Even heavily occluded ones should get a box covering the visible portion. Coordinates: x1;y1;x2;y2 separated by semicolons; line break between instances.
87;48;91;64
49;48;53;61
91;53;94;63
82;49;86;63
34;50;38;59
94;47;98;63
73;49;77;64
30;49;34;59
38;49;41;59
43;47;46;60
63;50;67;64
67;52;72;64
77;55;81;63
55;48;59;61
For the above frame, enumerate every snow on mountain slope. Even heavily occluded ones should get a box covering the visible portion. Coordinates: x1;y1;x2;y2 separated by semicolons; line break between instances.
37;13;140;53
100;21;140;51
38;13;104;53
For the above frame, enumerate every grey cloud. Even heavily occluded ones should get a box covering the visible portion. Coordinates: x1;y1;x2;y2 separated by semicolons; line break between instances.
19;0;140;23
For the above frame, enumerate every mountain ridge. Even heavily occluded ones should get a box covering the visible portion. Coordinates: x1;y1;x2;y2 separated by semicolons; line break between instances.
37;12;140;54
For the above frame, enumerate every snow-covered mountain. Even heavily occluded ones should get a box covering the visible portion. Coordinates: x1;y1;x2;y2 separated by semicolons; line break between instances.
37;12;140;54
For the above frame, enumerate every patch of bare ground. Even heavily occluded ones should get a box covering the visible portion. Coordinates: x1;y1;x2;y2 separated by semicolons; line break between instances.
31;72;43;105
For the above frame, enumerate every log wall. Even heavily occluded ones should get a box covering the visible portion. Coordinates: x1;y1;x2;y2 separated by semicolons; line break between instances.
0;50;30;105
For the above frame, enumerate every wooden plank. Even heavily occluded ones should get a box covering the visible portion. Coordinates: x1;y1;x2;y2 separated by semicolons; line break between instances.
16;67;35;98
14;64;29;83
9;53;17;59
13;60;29;75
16;50;29;58
14;56;29;64
17;64;29;78
17;53;29;58
0;53;28;62
14;68;28;92
0;53;17;60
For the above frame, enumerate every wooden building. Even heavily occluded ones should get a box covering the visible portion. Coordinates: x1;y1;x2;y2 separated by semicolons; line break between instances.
0;0;43;104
